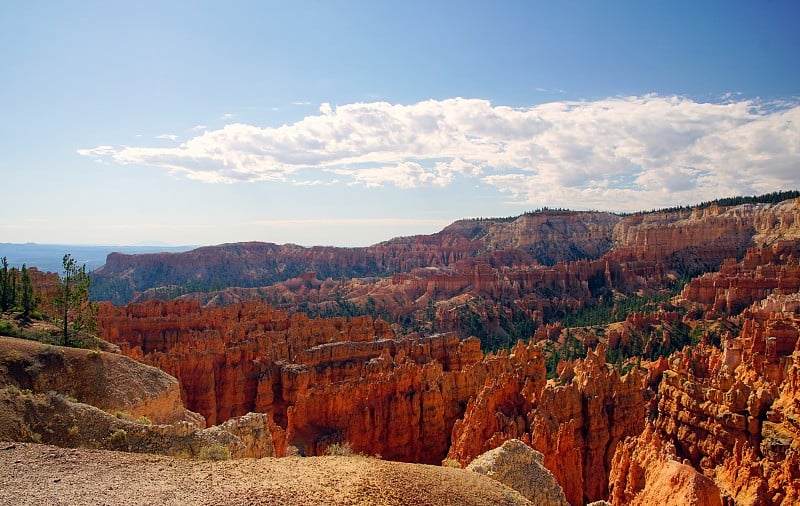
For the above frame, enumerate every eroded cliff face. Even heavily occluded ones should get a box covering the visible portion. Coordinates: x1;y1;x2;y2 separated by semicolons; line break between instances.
93;199;800;310
92;210;624;304
98;299;648;502
88;197;800;504
447;344;644;506
0;335;201;427
648;311;800;504
610;244;800;505
681;241;800;315
609;424;723;506
98;300;487;463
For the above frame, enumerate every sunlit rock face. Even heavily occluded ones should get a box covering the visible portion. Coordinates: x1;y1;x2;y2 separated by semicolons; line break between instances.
447;344;645;506
91;197;800;504
608;424;723;506
638;244;800;505
99;300;488;463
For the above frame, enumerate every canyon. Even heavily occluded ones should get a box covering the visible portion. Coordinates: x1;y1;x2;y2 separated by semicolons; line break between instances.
3;194;800;505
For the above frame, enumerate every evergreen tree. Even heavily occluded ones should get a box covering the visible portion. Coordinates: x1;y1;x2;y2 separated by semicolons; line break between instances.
53;254;96;345
0;257;14;311
20;264;36;318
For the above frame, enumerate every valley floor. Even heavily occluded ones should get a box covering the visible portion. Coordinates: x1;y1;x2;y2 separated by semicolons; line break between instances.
0;442;529;506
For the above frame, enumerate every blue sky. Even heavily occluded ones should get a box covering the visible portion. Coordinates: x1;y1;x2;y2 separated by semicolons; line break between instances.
2;1;799;247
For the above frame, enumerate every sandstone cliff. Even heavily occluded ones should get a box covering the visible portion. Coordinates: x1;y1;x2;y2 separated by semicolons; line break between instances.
92;198;800;311
447;344;644;506
98;300;487;463
0;335;201;426
609;424;723;506
615;244;800;505
85;196;800;505
92;210;622;305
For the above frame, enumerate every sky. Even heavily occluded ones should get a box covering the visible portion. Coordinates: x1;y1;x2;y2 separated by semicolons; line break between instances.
1;1;799;247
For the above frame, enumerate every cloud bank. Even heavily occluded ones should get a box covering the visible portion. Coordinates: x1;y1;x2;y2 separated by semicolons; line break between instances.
78;95;800;211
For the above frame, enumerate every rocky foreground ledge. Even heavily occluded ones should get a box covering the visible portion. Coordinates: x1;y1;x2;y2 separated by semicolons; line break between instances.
0;442;536;506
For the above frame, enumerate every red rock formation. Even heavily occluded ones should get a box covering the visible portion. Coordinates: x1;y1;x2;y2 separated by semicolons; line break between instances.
87;197;800;503
447;344;645;506
98;300;486;463
93;209;626;305
98;297;652;500
609;424;723;506
682;242;800;315
114;200;800;353
103;199;800;304
644;287;800;505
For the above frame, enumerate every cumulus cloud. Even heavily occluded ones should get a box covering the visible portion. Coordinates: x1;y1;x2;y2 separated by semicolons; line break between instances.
156;134;178;141
78;95;800;209
328;161;456;189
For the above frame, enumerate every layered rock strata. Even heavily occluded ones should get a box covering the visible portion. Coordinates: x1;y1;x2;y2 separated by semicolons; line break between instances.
609;424;723;506
447;344;644;506
0;335;201;426
98;300;486;463
93;199;800;307
0;386;284;459
620;245;800;506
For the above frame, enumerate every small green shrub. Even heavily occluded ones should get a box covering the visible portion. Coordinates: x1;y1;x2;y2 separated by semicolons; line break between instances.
114;411;132;420
442;458;462;468
324;441;354;456
109;429;127;447
86;349;101;359
38;345;64;360
0;321;14;335
67;425;79;438
0;320;50;342
10;386;35;399
199;443;231;461
30;432;42;443
135;415;152;425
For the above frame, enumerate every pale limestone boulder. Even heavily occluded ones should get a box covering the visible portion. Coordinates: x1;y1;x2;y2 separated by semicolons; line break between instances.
467;439;569;506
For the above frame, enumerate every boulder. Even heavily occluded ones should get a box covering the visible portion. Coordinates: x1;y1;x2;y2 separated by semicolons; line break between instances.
467;439;569;506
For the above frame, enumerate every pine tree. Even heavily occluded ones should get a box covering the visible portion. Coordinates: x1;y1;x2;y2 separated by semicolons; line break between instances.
53;254;96;346
20;264;35;318
0;257;12;311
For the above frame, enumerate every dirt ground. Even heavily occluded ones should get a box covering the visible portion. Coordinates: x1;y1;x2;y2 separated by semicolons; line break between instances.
0;442;530;505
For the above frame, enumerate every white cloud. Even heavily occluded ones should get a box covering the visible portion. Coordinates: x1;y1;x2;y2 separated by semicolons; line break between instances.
329;161;455;189
292;101;312;106
156;134;178;141
190;124;207;131
221;113;234;119
78;96;800;209
76;145;116;157
291;179;324;186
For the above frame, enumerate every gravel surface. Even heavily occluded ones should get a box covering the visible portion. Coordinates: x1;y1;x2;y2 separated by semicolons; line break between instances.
0;442;531;505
